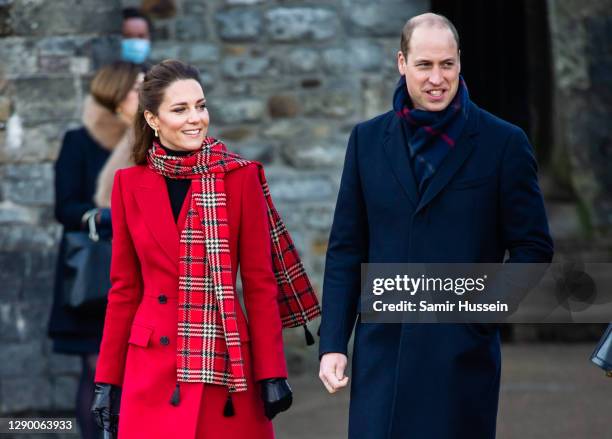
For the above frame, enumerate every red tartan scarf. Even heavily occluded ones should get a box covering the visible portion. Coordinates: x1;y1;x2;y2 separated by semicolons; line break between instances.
146;138;320;393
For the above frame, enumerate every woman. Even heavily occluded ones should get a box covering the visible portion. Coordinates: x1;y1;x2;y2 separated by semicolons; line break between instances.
92;60;320;439
48;61;144;439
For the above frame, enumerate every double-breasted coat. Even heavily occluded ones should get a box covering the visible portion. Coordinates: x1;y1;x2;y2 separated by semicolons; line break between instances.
319;102;554;439
95;163;287;439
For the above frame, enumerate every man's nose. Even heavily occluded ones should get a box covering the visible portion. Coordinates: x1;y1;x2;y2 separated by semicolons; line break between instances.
429;67;443;85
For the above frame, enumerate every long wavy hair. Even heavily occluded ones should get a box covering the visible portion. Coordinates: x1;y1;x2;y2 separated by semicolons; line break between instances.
132;59;201;165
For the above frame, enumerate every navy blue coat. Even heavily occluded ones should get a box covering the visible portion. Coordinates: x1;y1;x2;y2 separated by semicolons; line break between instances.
319;102;553;439
47;127;111;354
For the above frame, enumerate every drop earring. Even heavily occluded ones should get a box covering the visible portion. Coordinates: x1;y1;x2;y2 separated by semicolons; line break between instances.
154;128;158;137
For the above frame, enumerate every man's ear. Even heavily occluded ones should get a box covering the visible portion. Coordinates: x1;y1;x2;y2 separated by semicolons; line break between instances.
457;49;461;73
144;110;157;130
397;51;406;76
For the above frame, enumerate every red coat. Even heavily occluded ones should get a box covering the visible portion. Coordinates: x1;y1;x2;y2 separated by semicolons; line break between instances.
95;164;287;439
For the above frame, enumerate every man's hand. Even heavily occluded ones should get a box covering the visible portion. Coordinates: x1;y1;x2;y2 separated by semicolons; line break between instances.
319;353;349;394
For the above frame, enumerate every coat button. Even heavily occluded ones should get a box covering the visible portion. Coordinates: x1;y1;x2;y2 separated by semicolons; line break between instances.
160;336;170;345
158;294;167;304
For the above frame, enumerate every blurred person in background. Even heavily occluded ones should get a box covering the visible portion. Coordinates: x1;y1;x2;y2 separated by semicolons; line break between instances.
90;59;319;439
121;7;152;66
48;61;144;439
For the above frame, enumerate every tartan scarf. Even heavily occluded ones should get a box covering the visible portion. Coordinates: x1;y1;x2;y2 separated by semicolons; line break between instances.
392;75;470;192
146;138;321;393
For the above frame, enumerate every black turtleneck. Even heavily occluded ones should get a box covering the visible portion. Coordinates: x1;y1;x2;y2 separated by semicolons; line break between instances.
160;145;191;223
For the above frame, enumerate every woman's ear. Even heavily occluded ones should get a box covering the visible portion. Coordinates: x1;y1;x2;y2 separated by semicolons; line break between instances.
144;110;157;130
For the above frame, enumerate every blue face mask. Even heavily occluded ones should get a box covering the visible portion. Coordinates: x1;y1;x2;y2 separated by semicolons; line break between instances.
121;38;151;64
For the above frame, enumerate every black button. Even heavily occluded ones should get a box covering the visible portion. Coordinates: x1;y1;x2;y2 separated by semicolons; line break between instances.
158;294;167;304
160;336;170;345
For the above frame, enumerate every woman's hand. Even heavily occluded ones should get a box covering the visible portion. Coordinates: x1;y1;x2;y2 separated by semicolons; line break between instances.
319;353;349;393
91;383;121;433
260;378;292;420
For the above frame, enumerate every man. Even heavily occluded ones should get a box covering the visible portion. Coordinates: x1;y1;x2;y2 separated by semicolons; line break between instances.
121;7;152;65
318;13;553;439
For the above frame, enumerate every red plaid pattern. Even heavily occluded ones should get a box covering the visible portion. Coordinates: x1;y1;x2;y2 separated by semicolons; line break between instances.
147;138;320;393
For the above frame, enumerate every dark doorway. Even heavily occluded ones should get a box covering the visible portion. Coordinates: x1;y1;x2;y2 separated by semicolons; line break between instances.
430;0;553;163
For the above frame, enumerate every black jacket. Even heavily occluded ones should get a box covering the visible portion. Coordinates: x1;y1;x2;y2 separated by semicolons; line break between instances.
48;127;111;354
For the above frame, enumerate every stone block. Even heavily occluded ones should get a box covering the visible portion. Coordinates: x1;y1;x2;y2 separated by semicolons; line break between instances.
0;223;60;252
211;98;265;124
322;40;383;73
0;250;24;301
218;126;253;142
0;300;52;342
150;41;181;62
281;136;346;169
0;0;12;37
264;167;335;202
0;201;35;224
175;16;208;42
0;37;37;77
52;376;78;410
284;48;321;73
216;8;262;41
0;340;46;377
344;0;428;37
302;87;358;118
1;376;51;412
0;96;10;121
265;7;339;42
2;163;54;206
13;78;77;124
22;249;58;302
9;0;121;37
49;354;81;375
262;119;307;140
268;94;300;118
0;121;69;163
182;0;207;15
186;43;220;63
232;141;275;164
226;0;265;4
222;55;270;79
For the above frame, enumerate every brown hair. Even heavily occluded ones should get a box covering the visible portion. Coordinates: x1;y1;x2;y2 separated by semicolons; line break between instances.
400;13;460;58
133;59;202;165
90;61;142;112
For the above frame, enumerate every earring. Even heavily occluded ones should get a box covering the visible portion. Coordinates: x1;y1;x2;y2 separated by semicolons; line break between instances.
154;128;158;137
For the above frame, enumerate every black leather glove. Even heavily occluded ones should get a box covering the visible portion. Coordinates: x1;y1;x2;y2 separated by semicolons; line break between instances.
91;383;121;434
260;378;292;420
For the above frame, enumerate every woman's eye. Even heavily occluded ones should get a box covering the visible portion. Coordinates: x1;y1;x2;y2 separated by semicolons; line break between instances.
173;108;185;113
198;104;207;110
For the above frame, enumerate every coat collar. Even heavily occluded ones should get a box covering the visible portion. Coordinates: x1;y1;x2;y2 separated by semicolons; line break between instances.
133;167;181;265
382;102;480;213
82;95;129;151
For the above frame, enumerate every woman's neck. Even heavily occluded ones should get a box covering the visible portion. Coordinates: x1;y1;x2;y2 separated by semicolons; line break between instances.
160;144;192;157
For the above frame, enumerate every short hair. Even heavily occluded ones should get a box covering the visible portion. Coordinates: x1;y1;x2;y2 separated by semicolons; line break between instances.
122;7;152;30
132;59;202;165
400;13;460;57
90;61;142;112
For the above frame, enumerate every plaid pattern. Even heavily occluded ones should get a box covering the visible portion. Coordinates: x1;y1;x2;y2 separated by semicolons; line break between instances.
392;75;470;192
147;138;320;392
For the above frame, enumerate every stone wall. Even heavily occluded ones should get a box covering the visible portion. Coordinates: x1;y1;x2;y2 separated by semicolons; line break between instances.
0;0;428;415
547;0;612;234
